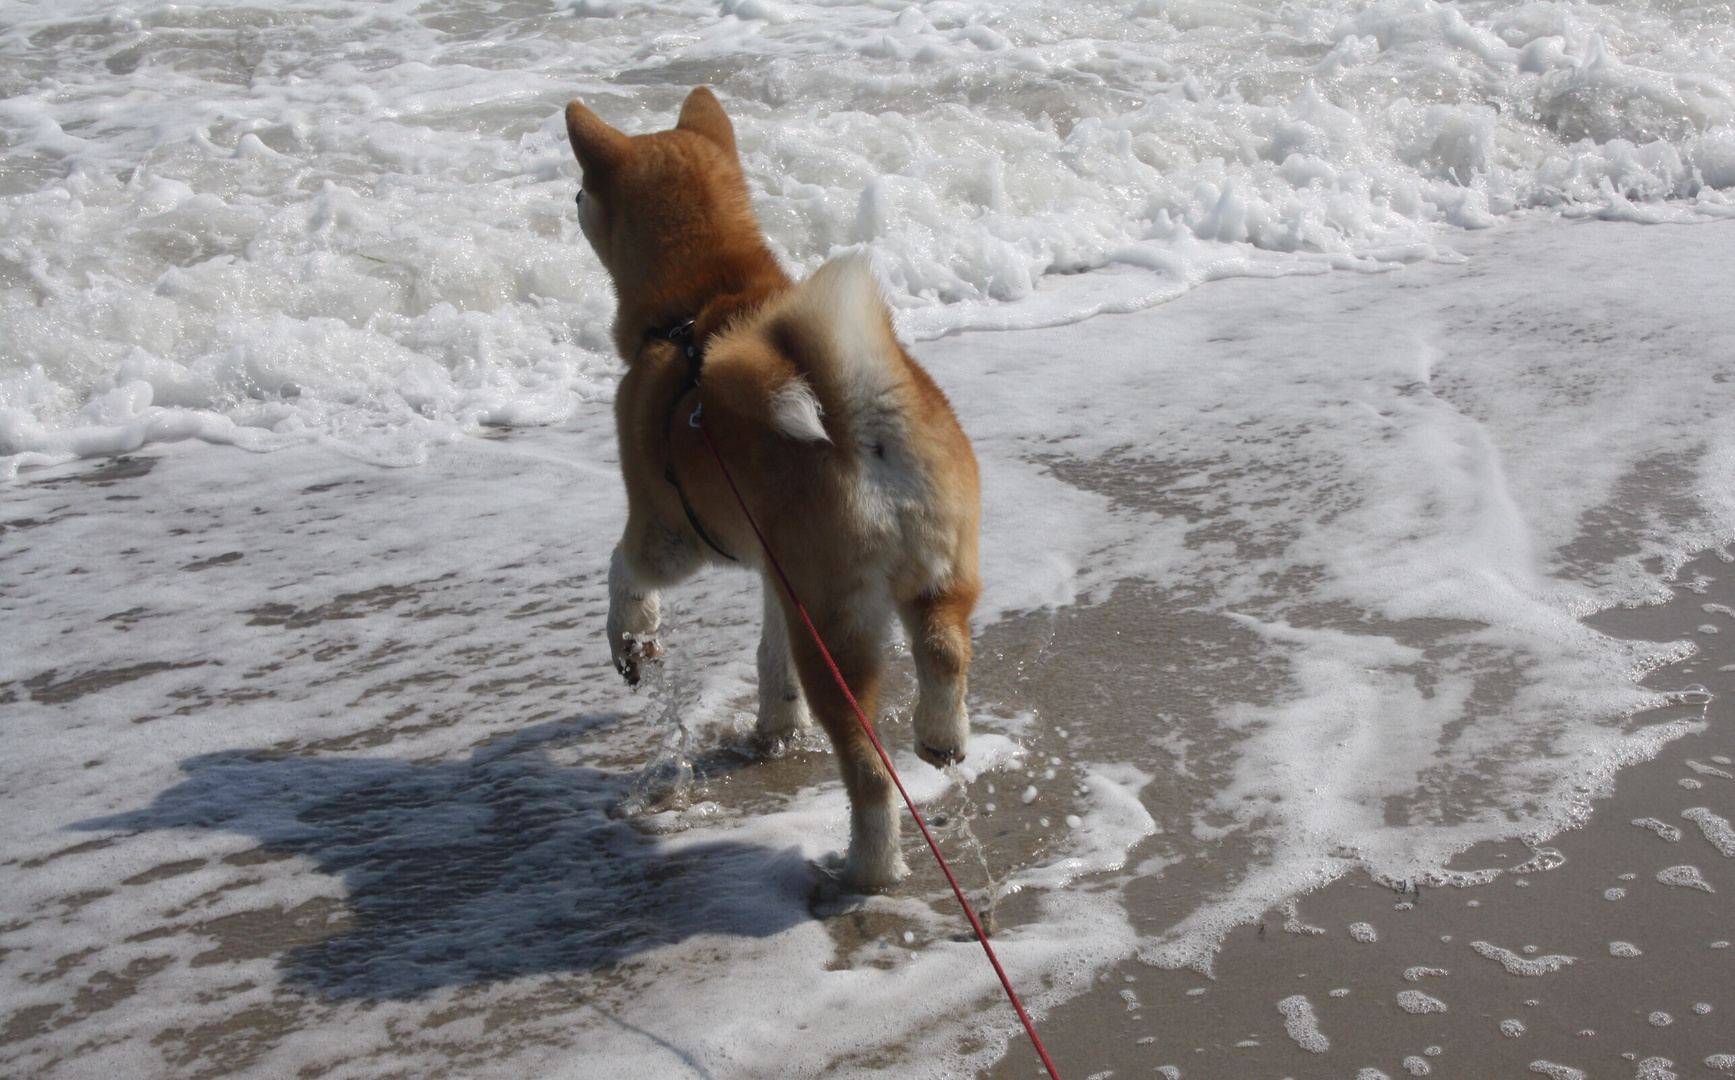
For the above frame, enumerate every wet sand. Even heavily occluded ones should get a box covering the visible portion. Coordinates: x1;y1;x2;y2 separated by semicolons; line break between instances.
5;220;1735;1079
0;436;1076;1078
7;428;1731;1080
987;556;1734;1080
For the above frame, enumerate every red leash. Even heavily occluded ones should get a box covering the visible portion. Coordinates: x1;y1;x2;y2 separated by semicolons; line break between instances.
693;412;1063;1080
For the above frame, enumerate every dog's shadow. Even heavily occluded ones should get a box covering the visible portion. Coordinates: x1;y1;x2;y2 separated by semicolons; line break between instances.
73;718;814;1000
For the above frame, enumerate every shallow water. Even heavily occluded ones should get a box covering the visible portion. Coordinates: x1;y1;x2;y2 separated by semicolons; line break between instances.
4;0;1735;1077
988;552;1735;1080
6;217;1733;1078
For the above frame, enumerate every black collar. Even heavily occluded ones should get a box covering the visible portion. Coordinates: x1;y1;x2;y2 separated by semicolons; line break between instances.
648;318;704;388
649;318;736;563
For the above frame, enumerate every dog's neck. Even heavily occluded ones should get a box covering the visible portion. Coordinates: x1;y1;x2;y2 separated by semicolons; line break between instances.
615;251;790;365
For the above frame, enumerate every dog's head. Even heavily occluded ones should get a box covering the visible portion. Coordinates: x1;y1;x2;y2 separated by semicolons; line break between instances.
564;87;758;295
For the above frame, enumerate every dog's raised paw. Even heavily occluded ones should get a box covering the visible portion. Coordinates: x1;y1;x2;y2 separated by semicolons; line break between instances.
915;740;964;768
614;632;663;686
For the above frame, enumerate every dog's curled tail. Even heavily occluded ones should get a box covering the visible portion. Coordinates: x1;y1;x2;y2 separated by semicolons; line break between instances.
760;252;906;450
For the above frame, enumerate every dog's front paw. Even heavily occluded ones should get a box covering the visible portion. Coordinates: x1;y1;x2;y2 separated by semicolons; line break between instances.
913;701;968;767
607;548;661;684
613;632;662;686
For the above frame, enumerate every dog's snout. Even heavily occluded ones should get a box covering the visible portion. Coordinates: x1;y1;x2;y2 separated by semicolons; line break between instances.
574;189;584;210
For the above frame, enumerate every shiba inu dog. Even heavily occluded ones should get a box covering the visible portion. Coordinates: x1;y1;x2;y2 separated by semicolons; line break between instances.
565;88;980;891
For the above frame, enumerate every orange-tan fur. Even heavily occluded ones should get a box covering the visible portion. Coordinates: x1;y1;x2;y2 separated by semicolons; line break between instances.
566;88;980;890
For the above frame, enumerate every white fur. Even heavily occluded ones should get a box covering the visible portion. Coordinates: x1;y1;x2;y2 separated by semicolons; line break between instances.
911;658;968;758
845;794;908;891
778;254;926;540
783;253;901;415
606;545;661;674
755;580;812;740
769;376;829;442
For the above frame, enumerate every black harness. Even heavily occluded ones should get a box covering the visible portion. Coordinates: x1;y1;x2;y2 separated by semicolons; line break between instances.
653;319;737;562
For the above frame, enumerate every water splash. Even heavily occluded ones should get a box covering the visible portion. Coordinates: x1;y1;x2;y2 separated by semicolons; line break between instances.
941;762;1003;936
615;655;697;820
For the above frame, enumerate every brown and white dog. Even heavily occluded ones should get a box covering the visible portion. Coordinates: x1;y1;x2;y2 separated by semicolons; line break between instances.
564;88;980;891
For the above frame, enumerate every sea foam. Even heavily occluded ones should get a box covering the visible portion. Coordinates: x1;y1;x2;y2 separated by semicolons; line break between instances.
5;0;1735;470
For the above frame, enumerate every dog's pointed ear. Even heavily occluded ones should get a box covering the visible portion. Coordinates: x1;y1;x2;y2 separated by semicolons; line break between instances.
676;87;737;159
565;101;630;177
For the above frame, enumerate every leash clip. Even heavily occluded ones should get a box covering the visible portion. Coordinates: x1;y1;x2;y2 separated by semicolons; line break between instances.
689;402;704;428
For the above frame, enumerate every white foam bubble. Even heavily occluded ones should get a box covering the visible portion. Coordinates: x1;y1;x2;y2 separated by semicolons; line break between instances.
1277;994;1329;1053
1471;941;1575;977
1281;900;1326;936
1656;865;1714;892
1634;818;1684;842
1609;941;1642;957
1349;921;1378;943
1398;990;1448;1014
1530;1063;1588;1080
1511;848;1566;874
1013;765;1155;891
1683;808;1735;856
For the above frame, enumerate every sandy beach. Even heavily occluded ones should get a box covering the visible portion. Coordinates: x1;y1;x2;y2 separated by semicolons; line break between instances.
6;216;1735;1078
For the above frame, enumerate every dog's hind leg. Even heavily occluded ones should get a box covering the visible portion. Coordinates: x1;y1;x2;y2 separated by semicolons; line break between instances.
900;578;978;768
755;577;811;745
787;604;907;891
